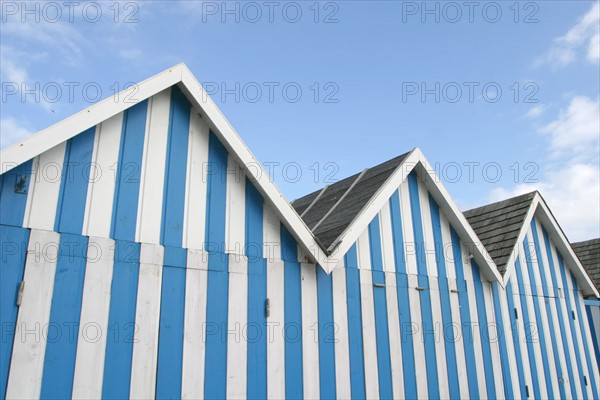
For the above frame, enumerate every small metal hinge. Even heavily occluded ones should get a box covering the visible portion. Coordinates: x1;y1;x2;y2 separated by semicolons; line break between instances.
416;287;427;291
514;308;519;320
16;281;25;306
572;310;576;320
450;289;459;294
265;298;270;318
584;375;588;386
525;385;530;398
373;283;385;288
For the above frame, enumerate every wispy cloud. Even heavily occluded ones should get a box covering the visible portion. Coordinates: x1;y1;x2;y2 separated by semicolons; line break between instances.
536;2;600;69
0;117;33;149
523;104;546;119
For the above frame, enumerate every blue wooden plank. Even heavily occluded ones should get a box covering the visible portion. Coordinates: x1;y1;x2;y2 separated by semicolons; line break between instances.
102;240;140;399
557;252;589;399
0;160;33;227
530;220;566;399
344;244;366;399
368;216;393;399
471;261;497;399
542;227;578;398
585;305;600;376
156;247;187;399
515;252;542;399
505;281;528;399
570;269;600;399
491;283;515;400
111;101;148;241
428;195;460;399
282;225;303;399
389;191;417;399
161;86;191;248
203;131;230;399
0;226;29;399
522;235;554;399
407;172;439;398
245;180;267;400
317;267;337;399
40;234;88;398
54;128;96;235
450;227;480;398
204;131;228;253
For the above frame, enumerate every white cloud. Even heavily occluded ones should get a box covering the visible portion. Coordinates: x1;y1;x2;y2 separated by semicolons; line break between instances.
489;95;600;241
523;104;546;119
0;117;33;149
539;96;599;161
537;2;600;68
119;49;142;61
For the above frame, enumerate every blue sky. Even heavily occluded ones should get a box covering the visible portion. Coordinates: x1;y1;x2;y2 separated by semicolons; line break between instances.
1;0;599;240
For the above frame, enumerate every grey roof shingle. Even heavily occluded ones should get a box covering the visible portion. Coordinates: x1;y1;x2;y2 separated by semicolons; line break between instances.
463;192;537;275
292;152;411;251
572;238;600;294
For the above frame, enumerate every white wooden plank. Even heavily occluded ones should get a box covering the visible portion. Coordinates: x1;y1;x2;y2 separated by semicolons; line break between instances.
379;202;396;273
359;269;379;399
135;89;171;244
483;282;505;399
6;229;59;399
82;113;123;237
72;237;115;399
331;261;351;399
399;180;418;275
226;257;248;399
267;259;285;399
300;263;320;399
263;204;281;262
225;156;246;255
182;112;210;250
22;143;66;230
497;283;522;399
440;216;469;399
385;271;404;399
182;250;209;399
356;229;371;271
407;274;428;399
129;243;164;399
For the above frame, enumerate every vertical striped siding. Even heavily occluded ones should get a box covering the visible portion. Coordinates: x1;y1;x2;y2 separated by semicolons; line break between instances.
585;303;600;379
3;89;600;400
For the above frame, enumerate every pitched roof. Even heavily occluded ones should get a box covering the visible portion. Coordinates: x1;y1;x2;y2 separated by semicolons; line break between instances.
463;191;599;297
572;238;600;295
292;153;410;251
463;192;536;274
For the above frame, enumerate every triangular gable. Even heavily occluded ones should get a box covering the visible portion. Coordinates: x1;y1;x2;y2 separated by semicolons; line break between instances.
0;64;332;271
295;148;503;282
468;191;599;297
